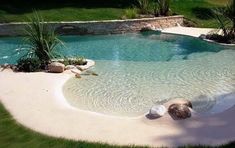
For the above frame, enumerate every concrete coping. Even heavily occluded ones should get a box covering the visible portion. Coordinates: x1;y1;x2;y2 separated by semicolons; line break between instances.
0;15;184;25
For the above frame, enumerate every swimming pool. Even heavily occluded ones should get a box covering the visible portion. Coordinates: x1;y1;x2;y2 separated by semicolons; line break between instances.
0;32;235;117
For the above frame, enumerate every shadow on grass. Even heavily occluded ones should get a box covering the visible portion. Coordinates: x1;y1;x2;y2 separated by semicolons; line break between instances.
191;7;213;20
1;0;137;14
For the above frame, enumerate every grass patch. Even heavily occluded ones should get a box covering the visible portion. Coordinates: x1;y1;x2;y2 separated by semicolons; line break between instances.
171;0;230;28
0;0;230;27
0;102;234;147
0;8;126;22
0;103;143;148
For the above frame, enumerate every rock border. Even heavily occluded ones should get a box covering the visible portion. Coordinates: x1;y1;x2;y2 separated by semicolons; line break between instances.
0;16;184;36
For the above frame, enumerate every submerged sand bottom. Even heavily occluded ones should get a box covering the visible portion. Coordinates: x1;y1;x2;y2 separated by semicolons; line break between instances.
63;49;235;117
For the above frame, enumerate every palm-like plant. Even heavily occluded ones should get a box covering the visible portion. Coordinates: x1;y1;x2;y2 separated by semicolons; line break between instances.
211;0;235;37
156;0;171;16
225;0;235;32
212;7;230;36
137;0;171;16
137;0;152;14
24;11;63;63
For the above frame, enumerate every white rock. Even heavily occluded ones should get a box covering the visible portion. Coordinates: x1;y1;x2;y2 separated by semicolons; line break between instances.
76;59;95;71
71;68;81;74
65;65;76;70
149;105;167;117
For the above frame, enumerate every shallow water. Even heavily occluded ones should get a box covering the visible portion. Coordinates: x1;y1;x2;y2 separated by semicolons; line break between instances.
0;32;235;117
63;50;235;116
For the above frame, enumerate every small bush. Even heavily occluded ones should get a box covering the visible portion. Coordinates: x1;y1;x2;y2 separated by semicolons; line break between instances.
156;0;171;16
63;56;87;66
137;0;153;14
24;11;63;63
136;0;171;16
123;8;138;19
209;0;235;42
206;33;235;44
17;57;41;72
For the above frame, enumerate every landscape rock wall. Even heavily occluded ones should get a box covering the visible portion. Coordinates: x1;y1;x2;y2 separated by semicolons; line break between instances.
0;15;183;36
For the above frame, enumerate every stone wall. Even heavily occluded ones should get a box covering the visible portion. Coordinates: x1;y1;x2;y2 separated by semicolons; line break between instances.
0;15;183;36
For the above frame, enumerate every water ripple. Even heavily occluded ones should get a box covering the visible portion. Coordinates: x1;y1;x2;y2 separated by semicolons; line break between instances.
63;50;235;117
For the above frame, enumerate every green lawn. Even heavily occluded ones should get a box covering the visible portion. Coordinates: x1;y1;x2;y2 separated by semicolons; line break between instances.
0;0;230;27
0;102;234;148
171;0;230;28
0;103;142;148
0;8;126;22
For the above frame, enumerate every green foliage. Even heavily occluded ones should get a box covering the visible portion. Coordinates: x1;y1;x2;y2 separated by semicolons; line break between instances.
63;56;87;66
211;7;230;36
123;8;138;19
208;0;235;43
224;0;235;31
155;0;171;16
170;0;229;28
0;8;126;23
24;11;63;63
136;0;171;16
137;0;153;14
17;57;41;72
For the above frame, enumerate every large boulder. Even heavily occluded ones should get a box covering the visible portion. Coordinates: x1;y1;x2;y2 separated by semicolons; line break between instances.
164;98;192;109
168;104;191;120
48;62;65;73
149;105;167;118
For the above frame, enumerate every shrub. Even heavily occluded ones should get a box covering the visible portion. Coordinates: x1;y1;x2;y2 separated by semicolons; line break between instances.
63;56;87;66
208;0;235;43
24;11;63;64
136;0;171;16
154;0;171;16
17;57;41;72
206;33;235;44
123;8;138;19
137;0;153;14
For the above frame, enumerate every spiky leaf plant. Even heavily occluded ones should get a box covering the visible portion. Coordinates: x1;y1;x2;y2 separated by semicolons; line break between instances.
211;0;235;36
156;0;171;16
24;11;63;64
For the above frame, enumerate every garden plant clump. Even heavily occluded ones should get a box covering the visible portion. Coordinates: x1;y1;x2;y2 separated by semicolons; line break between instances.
206;0;235;44
16;12;87;72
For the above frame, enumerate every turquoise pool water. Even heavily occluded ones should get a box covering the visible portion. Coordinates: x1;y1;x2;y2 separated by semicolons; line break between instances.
1;32;235;117
0;32;228;64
